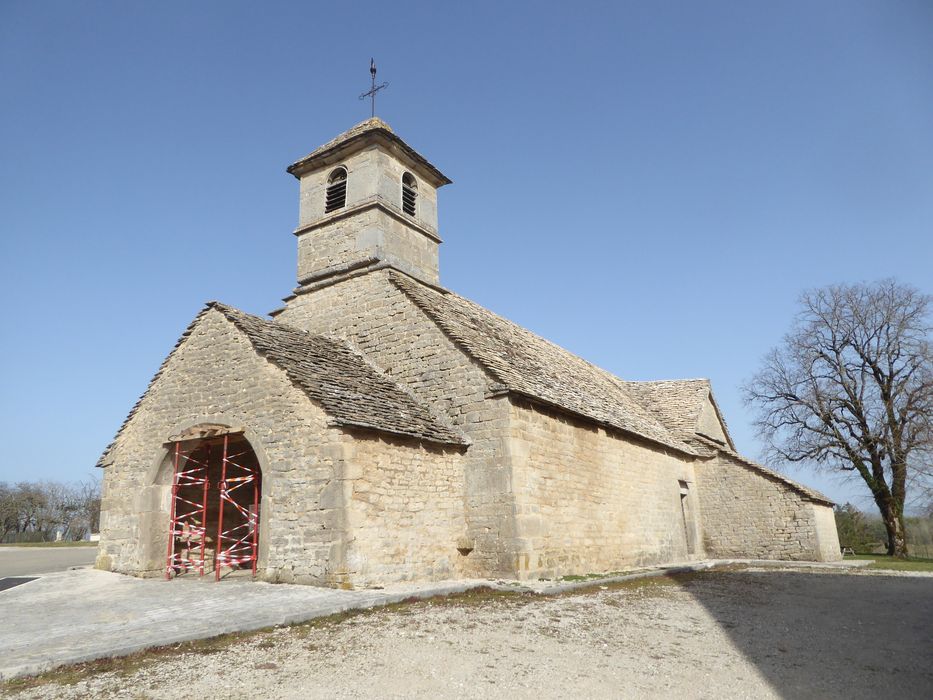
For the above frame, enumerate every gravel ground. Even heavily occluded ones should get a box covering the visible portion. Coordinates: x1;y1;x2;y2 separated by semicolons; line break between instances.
6;570;932;699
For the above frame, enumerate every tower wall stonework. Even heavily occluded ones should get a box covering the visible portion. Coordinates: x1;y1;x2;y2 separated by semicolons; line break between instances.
297;146;439;233
295;144;441;285
276;270;520;578
296;207;440;286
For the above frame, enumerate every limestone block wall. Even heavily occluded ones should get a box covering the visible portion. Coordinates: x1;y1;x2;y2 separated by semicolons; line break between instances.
295;143;441;285
97;309;351;585
694;452;840;561
507;400;703;579
296;207;440;286
697;397;729;444
342;433;467;587
277;270;517;578
297;145;439;234
370;148;439;231
812;502;843;562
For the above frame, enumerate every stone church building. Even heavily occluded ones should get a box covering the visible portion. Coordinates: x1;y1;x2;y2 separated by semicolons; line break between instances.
97;118;841;587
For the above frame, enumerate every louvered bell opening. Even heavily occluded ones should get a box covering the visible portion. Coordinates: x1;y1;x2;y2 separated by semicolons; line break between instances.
324;180;347;213
402;185;417;216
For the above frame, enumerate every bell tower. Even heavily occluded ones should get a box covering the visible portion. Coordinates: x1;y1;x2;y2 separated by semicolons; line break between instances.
286;118;451;291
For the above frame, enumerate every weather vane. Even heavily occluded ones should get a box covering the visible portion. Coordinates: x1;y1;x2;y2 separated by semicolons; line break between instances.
359;58;388;118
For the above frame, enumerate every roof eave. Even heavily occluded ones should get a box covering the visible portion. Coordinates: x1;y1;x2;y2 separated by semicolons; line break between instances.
287;127;452;187
508;391;700;459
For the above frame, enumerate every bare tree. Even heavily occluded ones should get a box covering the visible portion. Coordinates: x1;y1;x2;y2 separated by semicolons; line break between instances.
0;479;101;543
744;280;933;558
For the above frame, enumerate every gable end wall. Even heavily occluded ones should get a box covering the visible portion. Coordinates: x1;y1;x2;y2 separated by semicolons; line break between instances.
694;452;841;561
98;309;351;583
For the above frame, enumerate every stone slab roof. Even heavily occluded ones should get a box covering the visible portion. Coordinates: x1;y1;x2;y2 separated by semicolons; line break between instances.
623;379;734;448
623;379;711;436
212;303;467;446
690;435;834;505
287;118;452;186
97;302;467;466
389;272;698;456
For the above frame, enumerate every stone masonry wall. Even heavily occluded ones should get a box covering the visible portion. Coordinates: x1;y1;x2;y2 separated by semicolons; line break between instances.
296;207;440;286
508;400;703;579
296;144;441;285
297;145;439;234
276;270;517;578
694;452;840;561
99;309;353;585
342;433;468;587
811;502;843;562
696;397;729;444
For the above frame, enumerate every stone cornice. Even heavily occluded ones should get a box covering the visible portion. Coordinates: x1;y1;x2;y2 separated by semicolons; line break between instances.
287;123;452;188
292;197;443;244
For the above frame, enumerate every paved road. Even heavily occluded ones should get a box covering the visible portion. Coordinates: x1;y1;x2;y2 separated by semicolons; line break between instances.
0;547;98;577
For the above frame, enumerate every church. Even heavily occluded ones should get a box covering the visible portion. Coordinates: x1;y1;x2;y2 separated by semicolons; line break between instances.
96;118;841;588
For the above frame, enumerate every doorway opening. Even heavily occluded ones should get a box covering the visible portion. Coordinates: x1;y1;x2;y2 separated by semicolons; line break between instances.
165;433;262;581
679;480;697;556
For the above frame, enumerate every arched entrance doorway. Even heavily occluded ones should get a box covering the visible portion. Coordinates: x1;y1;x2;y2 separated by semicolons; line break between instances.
165;430;262;581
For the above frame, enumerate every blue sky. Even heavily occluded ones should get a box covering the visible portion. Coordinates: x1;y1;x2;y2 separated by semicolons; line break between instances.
1;1;931;510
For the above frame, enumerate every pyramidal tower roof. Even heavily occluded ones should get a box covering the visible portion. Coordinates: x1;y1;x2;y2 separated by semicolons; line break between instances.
287;118;451;186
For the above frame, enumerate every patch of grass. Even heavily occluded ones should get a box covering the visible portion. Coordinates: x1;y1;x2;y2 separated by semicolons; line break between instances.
847;554;933;572
0;541;98;548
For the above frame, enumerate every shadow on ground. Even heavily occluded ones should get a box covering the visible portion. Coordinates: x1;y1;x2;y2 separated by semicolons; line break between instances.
678;570;933;699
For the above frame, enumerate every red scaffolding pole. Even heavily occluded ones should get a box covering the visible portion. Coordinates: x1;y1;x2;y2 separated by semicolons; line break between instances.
165;441;210;579
215;434;260;581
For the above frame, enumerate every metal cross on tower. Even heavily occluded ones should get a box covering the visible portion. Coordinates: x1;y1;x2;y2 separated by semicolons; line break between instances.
359;58;388;118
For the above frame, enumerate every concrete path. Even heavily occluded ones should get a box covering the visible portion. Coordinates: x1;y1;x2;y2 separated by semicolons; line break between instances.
0;569;496;681
0;558;879;681
0;547;98;577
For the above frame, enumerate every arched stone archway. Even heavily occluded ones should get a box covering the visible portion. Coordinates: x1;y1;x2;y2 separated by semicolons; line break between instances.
161;428;264;580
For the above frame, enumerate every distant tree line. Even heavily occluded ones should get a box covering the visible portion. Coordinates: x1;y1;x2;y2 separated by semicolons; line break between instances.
835;502;933;558
0;480;101;543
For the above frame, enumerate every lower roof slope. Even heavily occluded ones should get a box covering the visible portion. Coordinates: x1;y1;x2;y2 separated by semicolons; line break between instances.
390;272;697;456
690;435;833;505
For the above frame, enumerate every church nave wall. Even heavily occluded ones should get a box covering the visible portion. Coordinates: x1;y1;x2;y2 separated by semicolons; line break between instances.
506;400;703;579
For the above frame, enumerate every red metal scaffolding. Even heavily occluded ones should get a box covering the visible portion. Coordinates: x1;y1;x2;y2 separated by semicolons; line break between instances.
214;434;261;580
165;442;210;579
165;434;260;581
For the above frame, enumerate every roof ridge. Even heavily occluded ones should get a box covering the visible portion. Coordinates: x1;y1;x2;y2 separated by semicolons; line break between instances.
626;378;710;385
